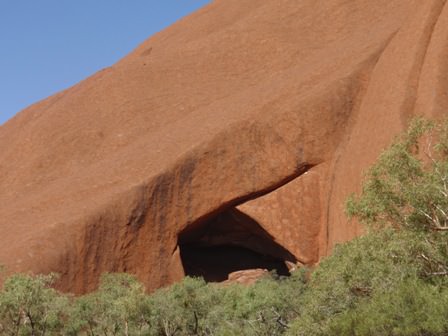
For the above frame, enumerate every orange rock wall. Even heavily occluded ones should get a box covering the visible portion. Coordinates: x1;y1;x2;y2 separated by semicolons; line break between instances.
2;0;448;293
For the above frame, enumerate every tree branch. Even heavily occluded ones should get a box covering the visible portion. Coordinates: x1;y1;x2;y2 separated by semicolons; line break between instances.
426;271;448;276
431;226;448;231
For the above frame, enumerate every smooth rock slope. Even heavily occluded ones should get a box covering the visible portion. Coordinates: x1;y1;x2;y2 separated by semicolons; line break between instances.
1;0;447;293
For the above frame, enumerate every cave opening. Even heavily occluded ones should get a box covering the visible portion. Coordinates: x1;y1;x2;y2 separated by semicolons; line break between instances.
178;208;297;282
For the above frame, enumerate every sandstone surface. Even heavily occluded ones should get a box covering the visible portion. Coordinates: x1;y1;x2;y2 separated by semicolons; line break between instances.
1;0;448;293
224;269;269;285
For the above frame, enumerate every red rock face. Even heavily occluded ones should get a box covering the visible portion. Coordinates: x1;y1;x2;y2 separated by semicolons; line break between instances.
224;269;269;286
1;0;447;293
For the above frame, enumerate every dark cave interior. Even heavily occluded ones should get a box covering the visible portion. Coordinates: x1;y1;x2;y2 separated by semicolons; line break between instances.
178;208;297;282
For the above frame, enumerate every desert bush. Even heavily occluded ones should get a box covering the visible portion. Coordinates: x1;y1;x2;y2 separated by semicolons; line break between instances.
346;117;448;233
204;272;305;336
66;273;150;336
145;272;305;336
0;273;68;335
327;278;448;336
288;118;448;335
146;276;219;336
286;229;442;335
346;117;448;281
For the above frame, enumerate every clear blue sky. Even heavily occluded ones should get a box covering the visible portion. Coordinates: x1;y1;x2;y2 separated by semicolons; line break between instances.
0;1;211;126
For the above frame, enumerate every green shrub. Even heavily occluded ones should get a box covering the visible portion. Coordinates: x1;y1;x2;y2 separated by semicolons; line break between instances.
0;273;68;335
205;272;305;336
346;117;448;233
288;118;448;335
287;229;445;335
146;276;216;335
346;117;448;282
66;273;150;335
146;273;305;336
328;279;448;336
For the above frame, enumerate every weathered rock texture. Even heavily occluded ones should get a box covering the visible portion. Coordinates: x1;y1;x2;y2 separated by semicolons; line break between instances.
1;0;448;293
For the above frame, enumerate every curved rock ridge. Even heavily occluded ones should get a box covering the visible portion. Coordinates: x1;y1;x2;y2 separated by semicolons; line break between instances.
1;0;448;292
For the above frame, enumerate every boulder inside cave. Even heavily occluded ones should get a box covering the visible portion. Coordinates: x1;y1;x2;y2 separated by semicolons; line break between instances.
178;208;297;282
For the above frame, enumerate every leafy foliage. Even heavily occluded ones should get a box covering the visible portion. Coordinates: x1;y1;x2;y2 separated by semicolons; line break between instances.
0;273;68;335
327;279;448;336
146;273;305;336
346;117;448;233
288;117;448;336
287;228;448;336
66;273;150;335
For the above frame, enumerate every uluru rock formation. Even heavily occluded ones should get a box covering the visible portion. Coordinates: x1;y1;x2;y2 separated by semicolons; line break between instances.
1;0;448;293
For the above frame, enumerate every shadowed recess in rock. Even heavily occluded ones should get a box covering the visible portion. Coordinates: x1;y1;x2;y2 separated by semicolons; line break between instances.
178;208;297;282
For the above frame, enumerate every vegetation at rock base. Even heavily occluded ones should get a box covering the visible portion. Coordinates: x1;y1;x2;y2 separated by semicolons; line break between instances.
0;273;68;335
1;117;448;335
